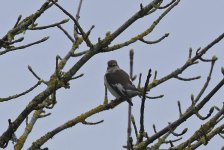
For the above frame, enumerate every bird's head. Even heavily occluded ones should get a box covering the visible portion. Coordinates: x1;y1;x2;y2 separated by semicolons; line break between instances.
107;60;119;71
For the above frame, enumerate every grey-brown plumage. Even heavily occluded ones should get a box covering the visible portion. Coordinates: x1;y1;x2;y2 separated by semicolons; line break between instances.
104;60;141;106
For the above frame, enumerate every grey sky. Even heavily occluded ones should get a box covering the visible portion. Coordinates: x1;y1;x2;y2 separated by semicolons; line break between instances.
0;0;224;149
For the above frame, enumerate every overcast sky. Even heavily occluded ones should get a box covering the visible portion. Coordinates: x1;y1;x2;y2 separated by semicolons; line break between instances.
0;0;224;150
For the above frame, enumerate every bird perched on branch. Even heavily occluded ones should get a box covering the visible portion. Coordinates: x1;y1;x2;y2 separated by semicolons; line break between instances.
104;60;141;106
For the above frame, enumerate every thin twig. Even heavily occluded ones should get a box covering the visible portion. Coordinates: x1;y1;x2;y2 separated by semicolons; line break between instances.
194;107;214;120
135;78;224;149
137;73;142;89
175;75;201;81
139;69;152;142
38;113;51;118
82;120;104;125
103;0;179;52
29;19;69;30
173;105;224;149
165;137;182;145
28;65;47;85
13;15;22;28
49;0;93;47
153;124;157;133
71;50;89;57
0;1;52;50
57;25;75;43
127;49;134;150
74;0;83;39
188;48;192;59
147;1;163;15
71;73;84;80
177;101;182;117
153;70;157;80
8;37;24;45
146;94;164;99
0;81;42;102
194;58;216;103
139;33;169;44
167;123;188;137
131;115;138;139
159;0;176;9
0;37;49;55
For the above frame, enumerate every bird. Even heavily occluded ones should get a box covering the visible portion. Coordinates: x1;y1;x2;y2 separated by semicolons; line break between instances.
104;60;141;106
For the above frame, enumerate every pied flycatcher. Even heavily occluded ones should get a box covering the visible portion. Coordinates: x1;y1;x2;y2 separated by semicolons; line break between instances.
104;60;141;106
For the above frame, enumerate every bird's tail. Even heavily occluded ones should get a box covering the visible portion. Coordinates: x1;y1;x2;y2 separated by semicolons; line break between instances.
122;94;133;106
126;98;133;106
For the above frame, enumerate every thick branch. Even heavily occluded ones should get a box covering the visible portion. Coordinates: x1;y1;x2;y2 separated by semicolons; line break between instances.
0;1;52;49
134;78;224;149
172;106;224;149
14;110;43;150
28;99;122;149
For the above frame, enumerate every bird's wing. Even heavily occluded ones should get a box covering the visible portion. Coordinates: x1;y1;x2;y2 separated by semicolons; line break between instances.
105;69;138;92
105;69;135;106
106;69;132;86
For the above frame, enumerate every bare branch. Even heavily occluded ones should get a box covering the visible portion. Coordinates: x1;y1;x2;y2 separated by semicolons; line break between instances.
2;1;224;149
139;33;169;44
103;1;179;52
71;73;84;80
188;47;192;59
29;19;69;30
149;131;171;149
131;115;138;139
13;15;22;28
177;101;182;117
127;49;134;150
159;0;176;9
145;32;224;92
137;73;142;89
57;25;75;43
74;0;83;39
28;65;47;85
175;75;201;81
82;120;104;125
147;1;163;15
38;113;51;118
194;107;214;120
191;124;224;149
134;78;224;149
0;1;52;49
71;50;89;57
165;137;182;147
8;37;24;45
28;99;124;149
153;70;158;80
86;25;95;38
194;58;216;103
139;69;152;142
0;37;49;56
173;105;224;149
14;110;43;150
153;124;157;133
146;94;164;99
49;0;93;47
0;81;42;102
168;123;188;137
